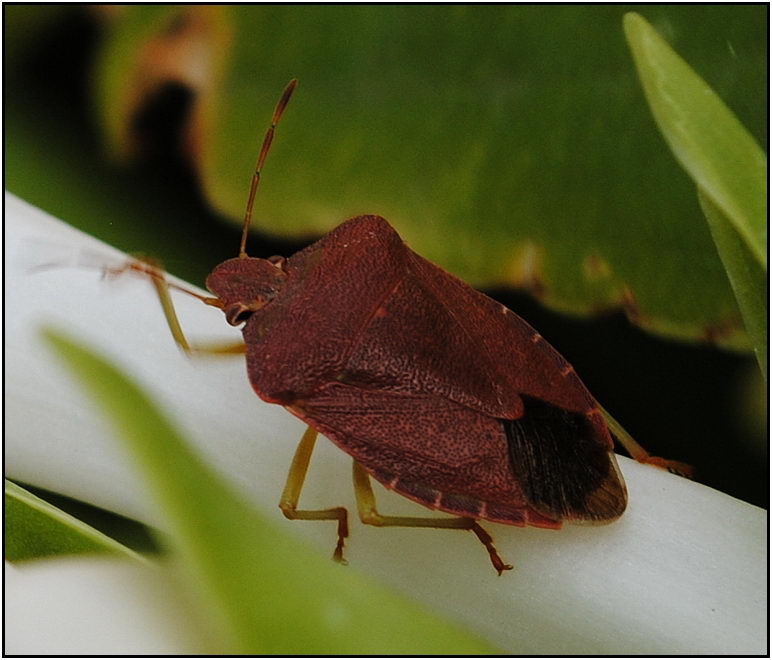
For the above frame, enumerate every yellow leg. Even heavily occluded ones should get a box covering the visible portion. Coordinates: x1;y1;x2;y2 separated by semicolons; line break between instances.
106;258;245;356
352;461;512;575
600;405;693;478
279;426;349;563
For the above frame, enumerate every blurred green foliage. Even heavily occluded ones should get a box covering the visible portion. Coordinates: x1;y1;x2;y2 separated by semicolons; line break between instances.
5;5;767;349
43;328;500;654
5;479;142;562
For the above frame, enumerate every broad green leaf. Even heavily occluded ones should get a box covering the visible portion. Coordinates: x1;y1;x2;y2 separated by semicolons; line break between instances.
5;479;142;562
5;6;765;350
698;192;767;379
623;13;766;271
42;327;500;654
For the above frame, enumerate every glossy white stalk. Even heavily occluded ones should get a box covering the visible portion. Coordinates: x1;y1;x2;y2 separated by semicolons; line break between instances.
5;193;767;654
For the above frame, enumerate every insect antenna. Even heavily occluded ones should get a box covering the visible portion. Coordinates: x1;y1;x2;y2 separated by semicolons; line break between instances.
239;78;298;258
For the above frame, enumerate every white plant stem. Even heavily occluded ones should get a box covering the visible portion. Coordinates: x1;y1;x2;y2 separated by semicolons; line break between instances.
5;192;767;654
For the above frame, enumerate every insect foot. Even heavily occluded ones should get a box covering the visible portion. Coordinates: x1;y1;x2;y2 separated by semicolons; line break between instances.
638;455;695;479
102;255;160;282
470;523;514;576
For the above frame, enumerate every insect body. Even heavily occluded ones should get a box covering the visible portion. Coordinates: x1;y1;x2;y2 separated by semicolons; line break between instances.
207;215;628;532
134;80;687;574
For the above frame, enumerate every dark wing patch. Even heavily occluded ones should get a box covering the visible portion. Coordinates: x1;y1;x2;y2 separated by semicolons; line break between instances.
503;396;626;522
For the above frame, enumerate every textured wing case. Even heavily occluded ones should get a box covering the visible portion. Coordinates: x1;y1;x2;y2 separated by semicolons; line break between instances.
288;383;560;527
243;215;626;524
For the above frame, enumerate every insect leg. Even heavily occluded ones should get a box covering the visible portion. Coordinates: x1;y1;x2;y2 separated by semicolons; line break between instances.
106;259;245;356
279;426;349;563
600;406;694;478
352;461;512;575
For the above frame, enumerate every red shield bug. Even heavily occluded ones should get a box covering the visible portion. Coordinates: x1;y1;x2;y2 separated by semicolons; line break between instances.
117;79;692;574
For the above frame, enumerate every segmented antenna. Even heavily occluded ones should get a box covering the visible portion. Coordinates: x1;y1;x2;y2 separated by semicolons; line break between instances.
239;78;298;258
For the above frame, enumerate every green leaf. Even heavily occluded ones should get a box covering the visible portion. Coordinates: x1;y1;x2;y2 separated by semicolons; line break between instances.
41;327;500;654
5;479;143;562
623;12;767;271
5;6;765;350
623;12;767;377
697;192;767;379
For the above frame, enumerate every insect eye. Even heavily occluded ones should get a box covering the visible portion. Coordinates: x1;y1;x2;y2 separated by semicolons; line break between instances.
225;303;253;326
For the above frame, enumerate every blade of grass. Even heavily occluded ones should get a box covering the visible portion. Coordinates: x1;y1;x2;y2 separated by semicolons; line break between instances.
623;12;767;271
5;479;144;562
42;327;500;654
697;191;767;379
